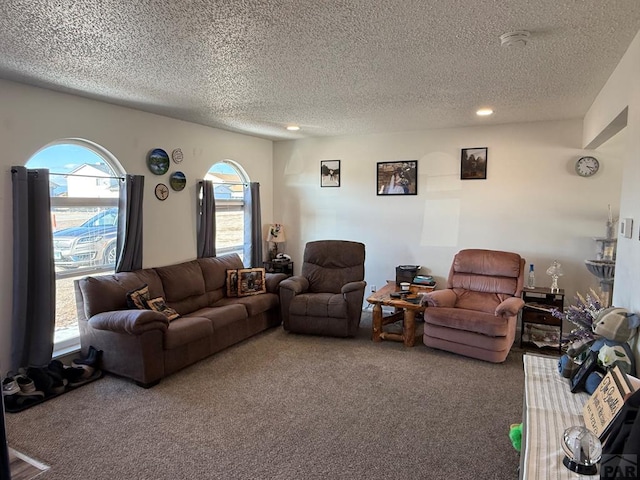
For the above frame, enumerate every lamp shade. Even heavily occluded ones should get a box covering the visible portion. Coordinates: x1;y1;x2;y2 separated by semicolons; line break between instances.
266;224;286;243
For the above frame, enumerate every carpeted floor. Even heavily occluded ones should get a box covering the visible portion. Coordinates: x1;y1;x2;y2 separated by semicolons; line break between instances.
5;314;525;479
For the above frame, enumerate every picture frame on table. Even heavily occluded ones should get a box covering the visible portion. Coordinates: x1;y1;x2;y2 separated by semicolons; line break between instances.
461;147;488;180
570;350;600;393
376;161;417;196
321;160;340;187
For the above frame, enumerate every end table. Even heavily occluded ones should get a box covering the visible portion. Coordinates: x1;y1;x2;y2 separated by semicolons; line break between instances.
263;260;293;276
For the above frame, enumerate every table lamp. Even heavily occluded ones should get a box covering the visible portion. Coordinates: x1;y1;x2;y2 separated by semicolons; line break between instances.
266;224;286;260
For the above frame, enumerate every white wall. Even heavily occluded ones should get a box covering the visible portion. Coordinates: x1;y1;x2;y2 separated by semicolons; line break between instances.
273;119;624;304
583;29;640;365
0;79;274;372
584;30;640;315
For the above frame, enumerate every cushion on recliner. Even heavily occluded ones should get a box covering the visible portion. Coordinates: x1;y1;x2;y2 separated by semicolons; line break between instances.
450;249;522;295
424;307;510;337
289;293;348;318
302;240;365;293
452;290;503;315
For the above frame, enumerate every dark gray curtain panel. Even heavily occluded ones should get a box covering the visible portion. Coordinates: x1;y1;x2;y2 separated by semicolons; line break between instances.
243;182;262;267
116;174;144;272
197;180;216;258
11;166;55;371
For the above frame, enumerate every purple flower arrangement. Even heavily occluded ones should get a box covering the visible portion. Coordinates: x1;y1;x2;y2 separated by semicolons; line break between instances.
551;289;604;346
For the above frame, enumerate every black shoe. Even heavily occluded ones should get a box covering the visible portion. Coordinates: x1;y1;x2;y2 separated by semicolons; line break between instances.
61;366;86;383
72;346;102;369
26;367;58;396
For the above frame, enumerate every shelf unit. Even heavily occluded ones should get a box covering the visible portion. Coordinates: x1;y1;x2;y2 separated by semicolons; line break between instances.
519;286;565;353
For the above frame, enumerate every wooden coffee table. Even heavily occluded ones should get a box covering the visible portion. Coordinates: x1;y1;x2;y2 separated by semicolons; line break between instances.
366;280;434;347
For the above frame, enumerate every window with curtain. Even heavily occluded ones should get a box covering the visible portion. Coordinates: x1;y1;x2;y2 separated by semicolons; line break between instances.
206;160;249;259
26;140;125;354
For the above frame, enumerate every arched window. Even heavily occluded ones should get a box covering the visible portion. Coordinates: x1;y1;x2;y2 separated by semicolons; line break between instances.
206;160;249;258
26;139;124;353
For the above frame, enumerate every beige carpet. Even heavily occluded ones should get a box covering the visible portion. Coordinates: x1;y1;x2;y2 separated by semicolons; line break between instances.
5;315;524;479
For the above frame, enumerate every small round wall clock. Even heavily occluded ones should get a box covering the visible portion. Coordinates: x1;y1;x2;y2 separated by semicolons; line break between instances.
155;183;169;201
575;156;599;177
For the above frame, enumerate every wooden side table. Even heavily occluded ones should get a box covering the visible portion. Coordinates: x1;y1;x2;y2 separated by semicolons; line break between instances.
519;286;565;353
366;281;433;347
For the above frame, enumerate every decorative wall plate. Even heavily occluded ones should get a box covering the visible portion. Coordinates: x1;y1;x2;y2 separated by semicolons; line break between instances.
170;171;186;191
147;148;170;175
155;183;169;201
172;148;184;164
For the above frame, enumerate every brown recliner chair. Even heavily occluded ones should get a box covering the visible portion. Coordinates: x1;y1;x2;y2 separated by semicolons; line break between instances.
421;249;525;363
279;240;366;337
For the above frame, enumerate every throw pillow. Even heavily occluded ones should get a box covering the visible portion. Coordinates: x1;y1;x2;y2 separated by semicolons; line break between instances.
147;297;180;321
126;284;150;309
237;268;267;297
226;269;239;297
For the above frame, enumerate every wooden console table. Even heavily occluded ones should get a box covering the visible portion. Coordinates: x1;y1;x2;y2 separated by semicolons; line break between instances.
366;281;433;347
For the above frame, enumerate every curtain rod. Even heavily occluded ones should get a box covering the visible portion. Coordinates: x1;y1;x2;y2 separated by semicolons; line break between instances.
49;172;125;181
198;180;251;186
11;168;125;181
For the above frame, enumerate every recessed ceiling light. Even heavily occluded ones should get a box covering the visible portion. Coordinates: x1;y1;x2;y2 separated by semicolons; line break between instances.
286;125;300;131
476;108;494;116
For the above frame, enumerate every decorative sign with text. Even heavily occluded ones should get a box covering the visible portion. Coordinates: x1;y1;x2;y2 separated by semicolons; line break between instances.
582;365;635;439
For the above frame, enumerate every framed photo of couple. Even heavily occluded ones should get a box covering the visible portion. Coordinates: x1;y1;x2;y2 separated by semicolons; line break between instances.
376;161;418;196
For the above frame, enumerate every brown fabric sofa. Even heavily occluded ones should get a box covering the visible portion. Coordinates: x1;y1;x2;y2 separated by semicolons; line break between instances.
421;249;525;363
74;254;286;387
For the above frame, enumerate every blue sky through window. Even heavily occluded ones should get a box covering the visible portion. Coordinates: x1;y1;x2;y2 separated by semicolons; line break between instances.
26;144;110;174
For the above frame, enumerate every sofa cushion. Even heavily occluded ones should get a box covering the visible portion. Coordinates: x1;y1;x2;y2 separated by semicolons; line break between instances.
214;292;279;317
126;284;150;309
147;296;180;321
226;269;239;297
198;254;245;292
155;260;205;302
164;316;213;350
79;270;164;318
186;304;248;324
237;268;266;297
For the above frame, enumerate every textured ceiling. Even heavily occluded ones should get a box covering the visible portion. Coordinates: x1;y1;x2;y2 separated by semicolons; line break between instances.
1;1;639;141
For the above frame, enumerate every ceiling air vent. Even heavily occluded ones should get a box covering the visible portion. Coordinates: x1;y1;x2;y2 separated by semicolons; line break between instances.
499;30;530;47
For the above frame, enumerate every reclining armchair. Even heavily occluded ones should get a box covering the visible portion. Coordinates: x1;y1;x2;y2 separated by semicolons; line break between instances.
279;240;366;337
421;249;525;363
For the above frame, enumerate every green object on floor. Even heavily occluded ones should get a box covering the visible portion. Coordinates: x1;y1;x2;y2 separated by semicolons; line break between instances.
509;423;522;452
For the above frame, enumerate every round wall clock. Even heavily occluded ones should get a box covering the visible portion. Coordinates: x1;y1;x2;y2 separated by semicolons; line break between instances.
575;156;599;177
155;183;169;201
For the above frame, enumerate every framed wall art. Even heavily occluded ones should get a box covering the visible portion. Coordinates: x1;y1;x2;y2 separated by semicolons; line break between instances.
376;161;417;196
147;148;170;175
461;147;488;180
321;160;340;187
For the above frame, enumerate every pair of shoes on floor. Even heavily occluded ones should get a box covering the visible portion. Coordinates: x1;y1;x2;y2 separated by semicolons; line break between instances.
2;372;45;411
26;364;69;396
70;346;103;380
